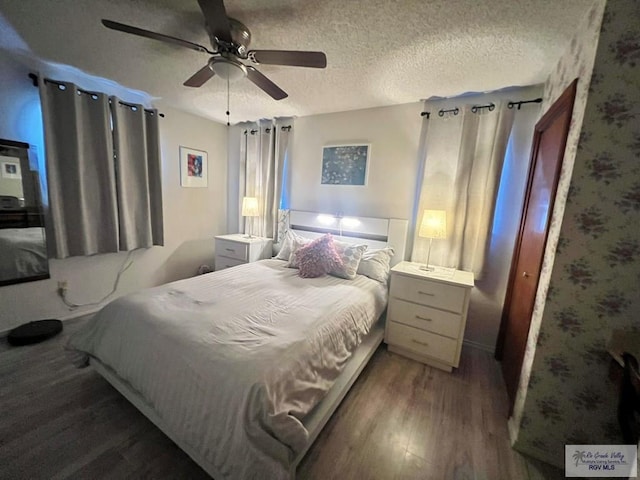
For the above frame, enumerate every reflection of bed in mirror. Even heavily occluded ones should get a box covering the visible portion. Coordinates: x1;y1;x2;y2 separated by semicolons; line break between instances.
0;138;49;287
0;227;48;281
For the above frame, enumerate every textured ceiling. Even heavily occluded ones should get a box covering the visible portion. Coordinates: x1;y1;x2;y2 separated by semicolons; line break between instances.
1;0;595;124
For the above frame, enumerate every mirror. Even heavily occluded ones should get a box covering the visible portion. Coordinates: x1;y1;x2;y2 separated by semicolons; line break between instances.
0;138;49;286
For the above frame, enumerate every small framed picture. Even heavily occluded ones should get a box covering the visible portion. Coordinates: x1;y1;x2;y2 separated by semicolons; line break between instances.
321;144;370;186
1;158;22;180
179;146;208;188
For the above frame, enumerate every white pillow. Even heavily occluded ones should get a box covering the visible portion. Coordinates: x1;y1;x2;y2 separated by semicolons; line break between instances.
330;240;368;280
356;247;395;283
285;235;312;268
276;230;307;261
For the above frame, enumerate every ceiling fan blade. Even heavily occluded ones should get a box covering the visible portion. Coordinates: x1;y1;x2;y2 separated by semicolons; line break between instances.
102;19;214;54
249;50;327;68
197;0;232;44
246;67;288;100
183;64;216;87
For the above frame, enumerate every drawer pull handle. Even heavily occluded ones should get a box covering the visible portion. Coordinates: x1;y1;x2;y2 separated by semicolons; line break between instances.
415;315;432;322
418;291;435;297
225;248;235;252
411;339;429;347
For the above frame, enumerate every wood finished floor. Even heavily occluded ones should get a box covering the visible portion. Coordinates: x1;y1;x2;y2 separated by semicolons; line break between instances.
0;319;563;480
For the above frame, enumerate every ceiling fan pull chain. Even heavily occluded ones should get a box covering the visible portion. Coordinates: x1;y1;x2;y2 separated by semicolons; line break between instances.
226;75;230;126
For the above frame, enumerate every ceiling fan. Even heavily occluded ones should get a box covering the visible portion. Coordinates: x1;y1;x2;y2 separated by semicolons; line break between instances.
102;0;327;101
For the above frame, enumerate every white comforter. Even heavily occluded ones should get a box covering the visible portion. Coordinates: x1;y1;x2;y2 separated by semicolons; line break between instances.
68;259;387;479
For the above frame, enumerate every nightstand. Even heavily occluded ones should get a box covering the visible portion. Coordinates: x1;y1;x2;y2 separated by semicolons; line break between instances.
214;234;273;271
385;261;474;372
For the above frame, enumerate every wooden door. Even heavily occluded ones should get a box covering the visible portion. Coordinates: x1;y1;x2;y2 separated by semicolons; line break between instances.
496;80;577;409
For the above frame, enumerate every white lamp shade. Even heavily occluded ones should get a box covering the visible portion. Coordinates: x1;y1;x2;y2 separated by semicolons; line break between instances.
241;197;259;217
419;210;447;239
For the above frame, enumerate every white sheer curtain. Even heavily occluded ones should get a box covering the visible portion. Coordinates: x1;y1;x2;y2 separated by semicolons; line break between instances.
239;119;291;241
411;100;515;279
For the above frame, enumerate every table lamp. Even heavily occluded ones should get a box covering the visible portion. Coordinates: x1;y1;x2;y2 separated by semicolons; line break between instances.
418;209;447;271
242;197;259;238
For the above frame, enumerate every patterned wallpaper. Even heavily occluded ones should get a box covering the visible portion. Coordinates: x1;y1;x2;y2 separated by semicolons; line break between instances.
511;0;639;467
509;0;605;442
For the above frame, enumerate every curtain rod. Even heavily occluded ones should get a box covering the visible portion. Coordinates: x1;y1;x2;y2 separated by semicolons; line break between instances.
471;102;495;113
419;96;543;117
113;99;163;117
28;73;165;117
438;107;460;117
243;125;292;135
508;98;543;110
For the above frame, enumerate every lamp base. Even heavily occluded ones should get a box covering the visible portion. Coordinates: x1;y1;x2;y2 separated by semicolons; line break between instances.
421;237;435;272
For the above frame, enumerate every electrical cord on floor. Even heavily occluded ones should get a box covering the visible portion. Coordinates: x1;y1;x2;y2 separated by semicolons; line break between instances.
59;248;139;309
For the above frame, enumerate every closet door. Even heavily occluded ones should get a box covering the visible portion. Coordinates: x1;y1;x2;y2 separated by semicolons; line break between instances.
496;79;577;410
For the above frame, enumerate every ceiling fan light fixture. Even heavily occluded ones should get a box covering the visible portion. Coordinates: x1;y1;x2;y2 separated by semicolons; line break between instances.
211;58;247;82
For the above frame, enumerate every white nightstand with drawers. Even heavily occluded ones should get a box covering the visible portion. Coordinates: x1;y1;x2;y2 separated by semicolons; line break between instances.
214;234;273;271
385;261;474;372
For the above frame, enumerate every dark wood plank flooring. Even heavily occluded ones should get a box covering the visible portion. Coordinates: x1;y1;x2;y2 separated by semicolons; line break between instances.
0;318;562;479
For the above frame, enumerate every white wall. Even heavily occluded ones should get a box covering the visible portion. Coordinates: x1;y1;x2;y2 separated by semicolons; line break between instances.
0;50;228;332
290;103;423;220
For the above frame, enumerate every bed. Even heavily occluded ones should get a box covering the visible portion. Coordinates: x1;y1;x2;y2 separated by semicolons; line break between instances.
67;212;408;479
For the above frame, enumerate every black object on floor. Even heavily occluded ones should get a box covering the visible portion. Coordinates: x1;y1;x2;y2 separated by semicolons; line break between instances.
8;319;63;346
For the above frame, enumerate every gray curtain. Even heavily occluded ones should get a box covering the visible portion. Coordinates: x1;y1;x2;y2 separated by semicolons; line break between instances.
240;119;291;241
40;80;118;258
111;98;164;249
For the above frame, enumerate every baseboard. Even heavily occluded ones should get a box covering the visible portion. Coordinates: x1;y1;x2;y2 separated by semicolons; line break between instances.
58;306;102;322
509;402;565;472
463;338;495;354
508;415;520;445
512;438;565;471
0;306;101;338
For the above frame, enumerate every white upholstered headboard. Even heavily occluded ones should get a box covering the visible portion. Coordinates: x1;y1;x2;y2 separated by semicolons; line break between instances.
287;210;408;266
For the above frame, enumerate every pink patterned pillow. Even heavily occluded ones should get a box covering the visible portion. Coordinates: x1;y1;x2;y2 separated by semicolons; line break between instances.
294;234;343;278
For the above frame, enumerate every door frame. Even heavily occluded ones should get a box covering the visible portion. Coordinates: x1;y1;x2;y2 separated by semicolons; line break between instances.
494;80;578;400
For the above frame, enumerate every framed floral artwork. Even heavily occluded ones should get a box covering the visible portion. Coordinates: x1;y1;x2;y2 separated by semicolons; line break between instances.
180;146;208;188
321;144;370;186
